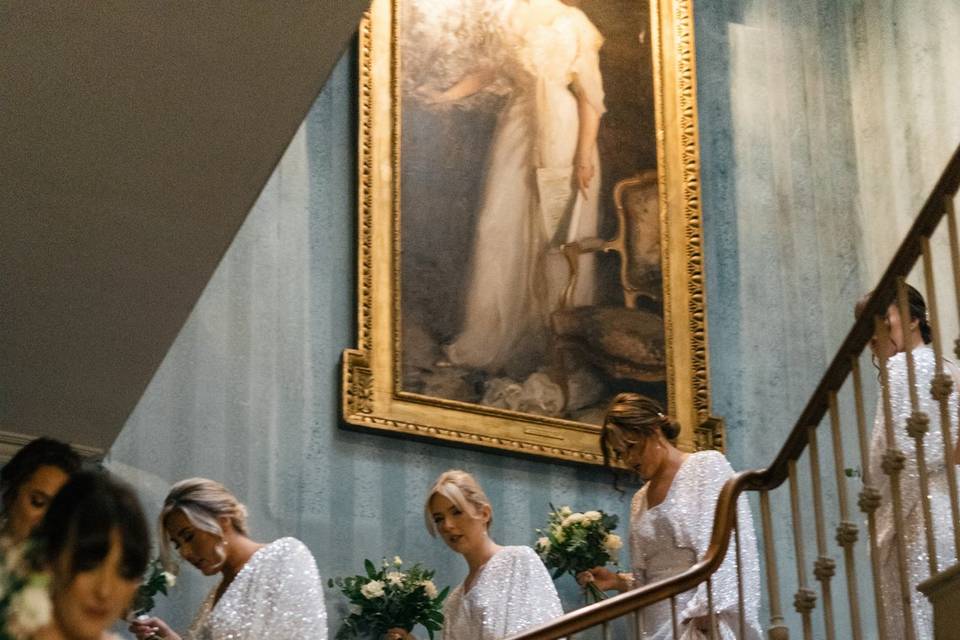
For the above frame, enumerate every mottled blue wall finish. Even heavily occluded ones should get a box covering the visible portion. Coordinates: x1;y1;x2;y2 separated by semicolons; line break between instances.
107;53;630;635
108;1;960;636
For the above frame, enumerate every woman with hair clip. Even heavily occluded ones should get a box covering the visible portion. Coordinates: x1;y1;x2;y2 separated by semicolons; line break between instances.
31;470;151;640
1;437;82;546
576;393;761;640
385;469;562;640
859;284;960;638
128;478;327;640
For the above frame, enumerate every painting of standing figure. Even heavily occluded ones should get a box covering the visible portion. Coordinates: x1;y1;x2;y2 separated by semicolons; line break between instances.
343;0;718;463
400;0;665;424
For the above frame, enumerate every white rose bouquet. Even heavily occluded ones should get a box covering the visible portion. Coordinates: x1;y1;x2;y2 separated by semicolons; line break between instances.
0;544;53;640
534;504;622;602
329;557;449;640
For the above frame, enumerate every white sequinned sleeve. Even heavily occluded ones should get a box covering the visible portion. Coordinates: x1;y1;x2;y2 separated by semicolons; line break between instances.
267;539;328;638
678;452;761;630
474;546;564;639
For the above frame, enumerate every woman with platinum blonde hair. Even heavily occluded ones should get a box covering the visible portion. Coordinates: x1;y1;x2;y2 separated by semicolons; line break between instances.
385;470;562;640
129;478;327;640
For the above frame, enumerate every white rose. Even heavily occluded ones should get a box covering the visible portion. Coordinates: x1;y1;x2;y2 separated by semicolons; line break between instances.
537;536;551;552
552;526;566;543
8;581;52;635
348;604;363;615
558;506;573;517
603;534;623;552
163;571;177;588
393;556;403;566
420;579;438;599
386;571;405;586
361;580;385;599
584;511;602;522
562;513;585;527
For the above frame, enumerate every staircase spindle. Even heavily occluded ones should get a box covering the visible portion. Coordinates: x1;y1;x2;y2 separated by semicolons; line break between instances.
707;577;716;640
734;510;746;640
671;596;679;640
827;392;863;639
851;357;888;639
759;490;788;639
945;194;960;362
877;315;917;640
789;459;816;640
807;425;837;640
921;235;960;558
896;277;939;574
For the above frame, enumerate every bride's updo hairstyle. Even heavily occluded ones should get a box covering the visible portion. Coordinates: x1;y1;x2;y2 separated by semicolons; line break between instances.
159;478;249;569
424;470;493;536
855;284;932;345
600;393;681;472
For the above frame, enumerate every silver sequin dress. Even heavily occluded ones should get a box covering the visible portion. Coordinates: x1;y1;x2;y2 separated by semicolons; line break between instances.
868;345;960;639
441;545;563;640
187;537;327;640
629;451;761;639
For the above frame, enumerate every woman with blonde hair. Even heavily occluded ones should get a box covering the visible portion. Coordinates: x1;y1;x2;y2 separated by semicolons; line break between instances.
129;478;327;640
578;393;761;639
386;470;562;640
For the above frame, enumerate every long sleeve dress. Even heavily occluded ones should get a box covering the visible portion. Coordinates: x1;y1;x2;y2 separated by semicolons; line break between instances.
441;545;563;640
187;537;327;640
868;345;960;638
443;0;606;373
629;451;761;640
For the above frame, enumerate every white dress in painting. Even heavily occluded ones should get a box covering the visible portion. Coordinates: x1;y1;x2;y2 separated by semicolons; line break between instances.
441;545;563;640
187;537;327;640
868;345;960;639
444;0;606;372
629;451;761;640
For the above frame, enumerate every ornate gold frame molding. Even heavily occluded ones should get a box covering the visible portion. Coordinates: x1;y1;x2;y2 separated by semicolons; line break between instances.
342;0;722;463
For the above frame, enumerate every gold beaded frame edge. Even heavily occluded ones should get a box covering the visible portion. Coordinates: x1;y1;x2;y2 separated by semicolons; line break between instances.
342;0;723;463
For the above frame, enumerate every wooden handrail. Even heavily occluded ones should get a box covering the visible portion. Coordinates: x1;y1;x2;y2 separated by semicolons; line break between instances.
509;140;960;639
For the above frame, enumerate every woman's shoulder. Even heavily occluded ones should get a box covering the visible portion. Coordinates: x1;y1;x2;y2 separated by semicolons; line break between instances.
495;544;540;563
257;537;316;567
684;450;735;478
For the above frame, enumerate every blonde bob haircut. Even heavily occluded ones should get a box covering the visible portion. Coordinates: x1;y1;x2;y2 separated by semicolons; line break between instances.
158;477;249;571
424;469;493;537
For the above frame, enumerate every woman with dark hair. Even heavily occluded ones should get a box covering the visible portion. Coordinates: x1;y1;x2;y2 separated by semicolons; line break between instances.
31;470;150;640
1;437;82;545
577;393;761;639
860;284;960;638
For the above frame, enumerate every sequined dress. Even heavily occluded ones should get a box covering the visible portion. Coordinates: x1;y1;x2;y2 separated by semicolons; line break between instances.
629;451;761;639
868;345;960;638
441;545;563;640
187;537;327;640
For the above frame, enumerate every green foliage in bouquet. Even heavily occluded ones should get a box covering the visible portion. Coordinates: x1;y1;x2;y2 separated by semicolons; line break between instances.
328;557;449;640
0;544;53;640
131;559;176;616
534;504;622;602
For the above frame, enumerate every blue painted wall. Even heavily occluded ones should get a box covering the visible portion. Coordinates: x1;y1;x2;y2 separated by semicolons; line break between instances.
108;1;960;637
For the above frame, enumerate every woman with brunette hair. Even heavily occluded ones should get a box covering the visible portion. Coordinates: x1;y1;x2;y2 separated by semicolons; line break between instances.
1;437;82;546
129;477;326;640
860;284;960;638
31;470;150;640
386;469;562;640
578;393;761;639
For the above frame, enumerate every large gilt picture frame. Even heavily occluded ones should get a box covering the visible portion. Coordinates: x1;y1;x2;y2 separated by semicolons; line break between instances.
342;0;721;464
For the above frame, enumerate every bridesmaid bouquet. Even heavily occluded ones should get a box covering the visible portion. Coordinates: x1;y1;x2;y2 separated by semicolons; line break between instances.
130;558;177;616
535;504;622;602
0;544;52;639
329;556;449;640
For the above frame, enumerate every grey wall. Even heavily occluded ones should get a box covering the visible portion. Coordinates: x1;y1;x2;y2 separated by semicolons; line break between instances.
106;0;960;637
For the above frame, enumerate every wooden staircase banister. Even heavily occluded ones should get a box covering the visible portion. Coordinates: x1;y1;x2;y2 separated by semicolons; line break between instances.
508;141;960;639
